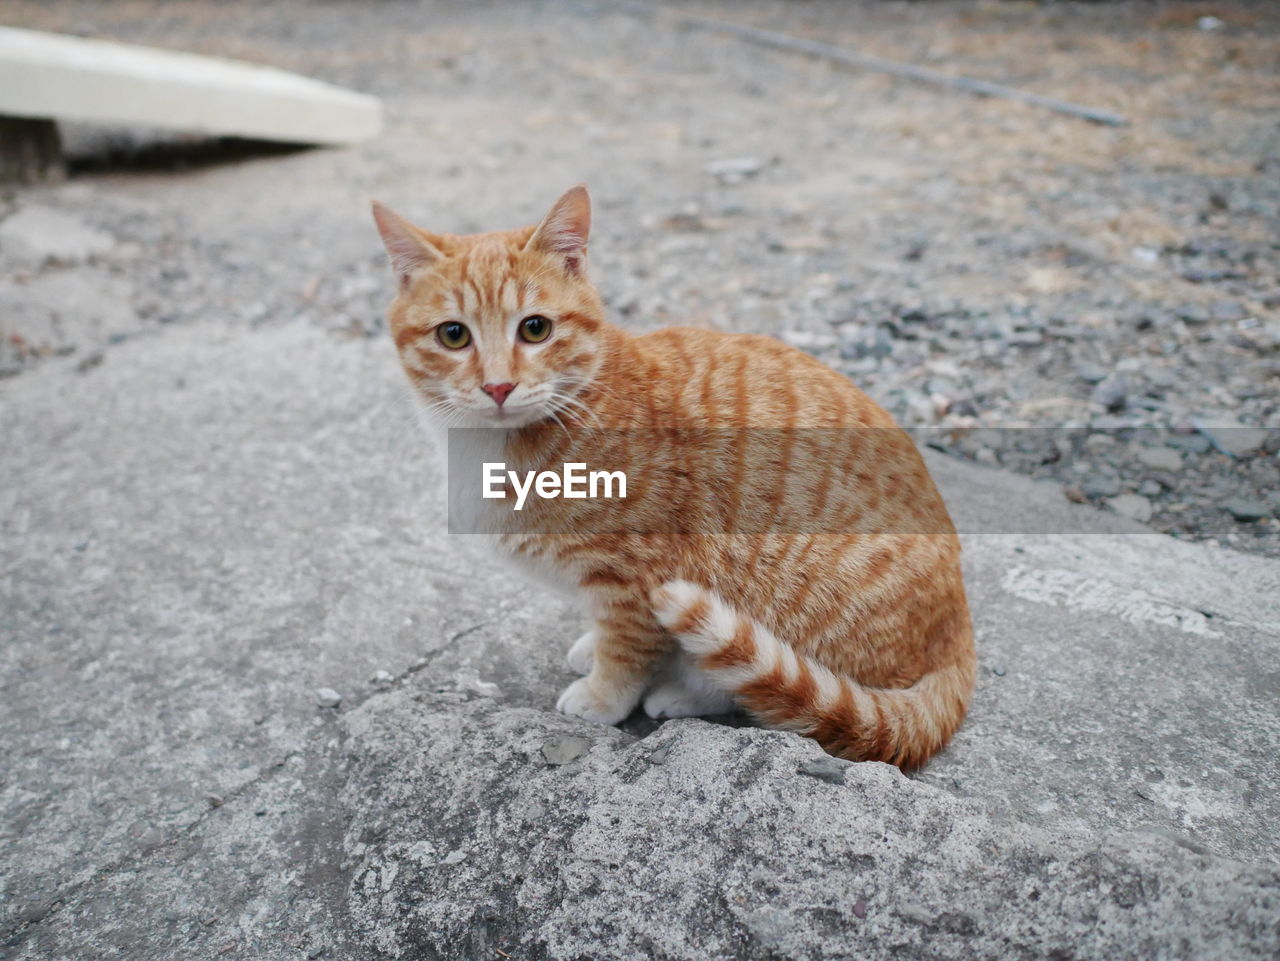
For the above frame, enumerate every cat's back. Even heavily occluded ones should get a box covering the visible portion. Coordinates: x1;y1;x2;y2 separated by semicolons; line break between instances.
623;326;894;430
605;325;953;539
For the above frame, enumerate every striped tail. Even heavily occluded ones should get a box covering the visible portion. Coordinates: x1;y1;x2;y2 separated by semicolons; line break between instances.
651;580;973;769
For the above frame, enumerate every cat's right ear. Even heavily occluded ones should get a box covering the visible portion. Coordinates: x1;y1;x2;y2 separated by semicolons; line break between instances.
371;201;445;292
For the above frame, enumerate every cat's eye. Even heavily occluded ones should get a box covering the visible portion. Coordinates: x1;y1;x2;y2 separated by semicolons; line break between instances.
437;322;471;350
518;315;553;344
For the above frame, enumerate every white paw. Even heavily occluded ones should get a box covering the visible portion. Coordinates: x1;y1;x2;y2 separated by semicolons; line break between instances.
650;579;706;631
643;681;736;719
566;629;598;674
556;677;634;726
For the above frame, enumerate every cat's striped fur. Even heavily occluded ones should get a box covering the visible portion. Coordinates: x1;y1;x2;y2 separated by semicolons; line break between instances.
373;185;975;768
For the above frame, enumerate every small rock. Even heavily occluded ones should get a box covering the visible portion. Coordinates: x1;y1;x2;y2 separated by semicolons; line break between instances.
705;156;765;184
1222;498;1269;522
207;794;224;808
1211;300;1248;323
1195;422;1268;457
1063;486;1086;504
1136;447;1182;472
1176;304;1210;326
1091;374;1127;412
648;743;672;765
991;665;1007;677
1167;433;1211;454
1081;474;1121;498
370;670;394;685
315;688;342;709
1138;480;1162;497
76;350;105;374
852;899;868;919
1006;331;1043;347
1109;494;1153;523
1075;362;1108;384
798;757;848;785
541;736;592;766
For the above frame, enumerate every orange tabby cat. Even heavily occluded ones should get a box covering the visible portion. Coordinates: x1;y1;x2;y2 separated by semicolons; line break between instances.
372;185;974;768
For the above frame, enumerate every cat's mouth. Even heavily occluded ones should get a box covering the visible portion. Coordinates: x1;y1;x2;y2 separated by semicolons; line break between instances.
465;400;552;428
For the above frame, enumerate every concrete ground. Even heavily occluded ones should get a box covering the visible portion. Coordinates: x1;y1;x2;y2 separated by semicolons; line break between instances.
3;319;1278;959
2;2;1278;958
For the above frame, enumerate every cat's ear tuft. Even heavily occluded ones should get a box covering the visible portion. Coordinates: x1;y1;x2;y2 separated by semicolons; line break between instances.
527;184;591;275
371;201;444;292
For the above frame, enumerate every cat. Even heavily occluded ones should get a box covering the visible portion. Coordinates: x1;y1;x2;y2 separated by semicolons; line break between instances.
372;185;975;768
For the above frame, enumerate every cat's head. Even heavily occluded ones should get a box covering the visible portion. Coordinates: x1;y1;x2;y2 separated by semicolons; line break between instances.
372;185;608;428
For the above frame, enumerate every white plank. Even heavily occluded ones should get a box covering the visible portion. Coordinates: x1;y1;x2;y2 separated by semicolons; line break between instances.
0;27;381;145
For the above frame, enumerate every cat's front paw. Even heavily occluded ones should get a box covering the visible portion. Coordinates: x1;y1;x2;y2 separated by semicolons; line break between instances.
566;629;598;675
556;677;635;726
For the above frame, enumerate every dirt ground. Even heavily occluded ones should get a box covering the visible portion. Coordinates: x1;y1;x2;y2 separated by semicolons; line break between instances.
2;0;1278;553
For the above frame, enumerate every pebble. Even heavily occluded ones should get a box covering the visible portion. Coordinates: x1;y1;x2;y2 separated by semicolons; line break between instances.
1109;494;1153;523
541;735;592;766
1177;303;1210;326
1223;498;1270;522
1167;433;1211;454
314;688;342;709
705;156;765;184
1138;480;1162;497
1195;423;1268;457
1075;362;1108;384
1210;300;1247;323
798;757;849;785
1081;473;1121;498
370;670;394;685
1090;374;1127;412
1136;447;1182;472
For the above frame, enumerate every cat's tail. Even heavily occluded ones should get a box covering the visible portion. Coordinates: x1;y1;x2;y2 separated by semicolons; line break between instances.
651;580;973;769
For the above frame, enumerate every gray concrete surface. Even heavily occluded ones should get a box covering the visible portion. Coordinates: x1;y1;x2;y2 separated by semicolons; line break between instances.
2;319;1277;958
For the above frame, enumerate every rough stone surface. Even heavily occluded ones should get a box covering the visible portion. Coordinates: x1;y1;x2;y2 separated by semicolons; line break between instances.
336;697;1280;961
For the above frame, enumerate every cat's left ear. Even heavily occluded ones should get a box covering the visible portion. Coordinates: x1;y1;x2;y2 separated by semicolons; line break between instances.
527;184;591;276
371;201;445;292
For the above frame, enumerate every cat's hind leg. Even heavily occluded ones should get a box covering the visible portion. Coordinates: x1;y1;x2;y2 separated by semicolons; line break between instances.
643;655;737;719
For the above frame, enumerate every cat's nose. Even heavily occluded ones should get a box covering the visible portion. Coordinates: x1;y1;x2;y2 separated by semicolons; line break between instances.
482;382;517;407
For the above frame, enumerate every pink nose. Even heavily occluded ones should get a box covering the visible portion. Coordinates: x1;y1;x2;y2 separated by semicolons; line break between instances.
482;382;516;407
